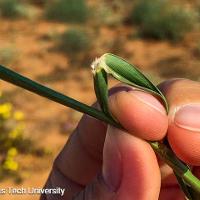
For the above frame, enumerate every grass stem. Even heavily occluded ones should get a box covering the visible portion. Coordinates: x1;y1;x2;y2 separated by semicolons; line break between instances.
150;142;200;193
0;65;120;128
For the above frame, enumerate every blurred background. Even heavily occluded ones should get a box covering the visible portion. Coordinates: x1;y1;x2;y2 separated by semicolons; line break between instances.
0;0;199;199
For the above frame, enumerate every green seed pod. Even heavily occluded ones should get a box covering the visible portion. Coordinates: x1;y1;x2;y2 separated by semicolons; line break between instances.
93;67;109;114
92;53;169;112
92;59;117;122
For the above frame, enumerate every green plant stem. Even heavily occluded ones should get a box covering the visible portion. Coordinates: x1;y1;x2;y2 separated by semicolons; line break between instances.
151;142;200;193
0;65;120;128
0;65;200;193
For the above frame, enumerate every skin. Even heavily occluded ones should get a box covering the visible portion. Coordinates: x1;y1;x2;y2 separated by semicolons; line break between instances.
40;79;200;200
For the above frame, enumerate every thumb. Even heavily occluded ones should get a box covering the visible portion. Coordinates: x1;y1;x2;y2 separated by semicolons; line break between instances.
74;126;161;200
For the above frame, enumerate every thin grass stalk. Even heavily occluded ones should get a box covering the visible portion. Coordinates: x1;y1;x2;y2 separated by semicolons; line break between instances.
150;142;200;193
0;65;120;128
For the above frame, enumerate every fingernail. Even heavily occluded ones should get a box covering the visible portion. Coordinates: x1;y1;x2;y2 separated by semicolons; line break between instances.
103;126;122;192
174;104;200;132
129;90;166;115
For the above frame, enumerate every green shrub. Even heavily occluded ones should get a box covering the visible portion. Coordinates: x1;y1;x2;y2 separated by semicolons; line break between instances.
45;0;88;23
90;1;126;27
0;47;18;65
57;28;91;54
0;0;28;19
129;0;196;40
26;0;47;6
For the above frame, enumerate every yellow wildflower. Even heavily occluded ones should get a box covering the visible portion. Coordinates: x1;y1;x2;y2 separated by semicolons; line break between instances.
0;103;12;119
9;129;20;139
7;147;18;157
3;159;18;171
13;111;24;121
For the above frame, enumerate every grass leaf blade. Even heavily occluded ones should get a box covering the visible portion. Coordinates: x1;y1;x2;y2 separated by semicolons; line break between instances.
103;53;169;112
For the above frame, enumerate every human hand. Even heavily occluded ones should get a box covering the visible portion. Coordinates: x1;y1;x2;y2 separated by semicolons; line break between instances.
40;79;200;200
